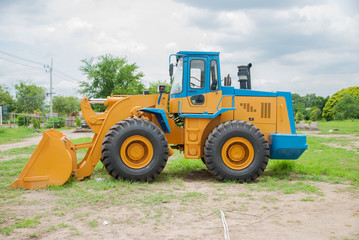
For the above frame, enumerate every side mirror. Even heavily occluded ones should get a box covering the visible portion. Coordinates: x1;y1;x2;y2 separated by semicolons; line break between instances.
169;63;174;77
157;84;166;93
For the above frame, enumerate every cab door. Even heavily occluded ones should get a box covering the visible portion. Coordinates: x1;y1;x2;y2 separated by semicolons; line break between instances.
187;57;208;107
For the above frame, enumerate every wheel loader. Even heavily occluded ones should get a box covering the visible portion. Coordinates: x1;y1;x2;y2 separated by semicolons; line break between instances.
9;51;307;189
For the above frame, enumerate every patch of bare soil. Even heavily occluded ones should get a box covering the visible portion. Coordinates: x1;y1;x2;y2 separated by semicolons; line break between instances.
301;130;359;153
0;129;94;152
2;181;359;240
300;130;359;139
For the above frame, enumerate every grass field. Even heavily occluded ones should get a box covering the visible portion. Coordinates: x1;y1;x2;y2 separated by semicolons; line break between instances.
0;127;39;145
0;120;358;238
317;119;359;135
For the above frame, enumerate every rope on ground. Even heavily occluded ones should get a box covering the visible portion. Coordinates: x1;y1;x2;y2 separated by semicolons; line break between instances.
220;210;230;240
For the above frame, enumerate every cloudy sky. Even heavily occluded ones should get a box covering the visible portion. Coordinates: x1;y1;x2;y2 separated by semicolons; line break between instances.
0;0;358;99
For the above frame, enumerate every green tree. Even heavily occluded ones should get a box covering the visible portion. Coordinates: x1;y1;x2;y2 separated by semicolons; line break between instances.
309;108;321;121
52;96;81;117
148;81;171;94
292;93;306;116
322;86;359;120
332;93;359;120
79;54;145;98
293;93;330;120
15;81;46;113
0;84;15;112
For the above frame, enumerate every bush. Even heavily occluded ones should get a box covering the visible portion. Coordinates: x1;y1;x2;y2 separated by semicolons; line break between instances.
46;117;65;128
33;118;41;129
17;115;29;126
309;108;321;121
295;112;304;123
75;117;81;127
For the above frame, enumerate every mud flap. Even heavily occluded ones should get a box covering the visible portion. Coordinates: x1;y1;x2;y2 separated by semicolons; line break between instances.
8;129;77;189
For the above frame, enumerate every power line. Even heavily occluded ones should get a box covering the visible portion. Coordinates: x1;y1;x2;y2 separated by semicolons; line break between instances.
53;70;79;81
0;50;80;82
0;49;45;66
0;55;45;71
53;72;80;82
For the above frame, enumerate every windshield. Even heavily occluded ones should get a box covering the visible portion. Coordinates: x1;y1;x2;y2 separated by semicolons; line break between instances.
170;58;183;95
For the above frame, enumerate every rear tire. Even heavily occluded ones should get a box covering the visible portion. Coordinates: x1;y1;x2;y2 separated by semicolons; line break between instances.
101;118;168;182
204;120;269;182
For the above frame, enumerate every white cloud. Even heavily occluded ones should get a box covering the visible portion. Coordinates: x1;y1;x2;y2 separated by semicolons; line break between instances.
0;0;358;99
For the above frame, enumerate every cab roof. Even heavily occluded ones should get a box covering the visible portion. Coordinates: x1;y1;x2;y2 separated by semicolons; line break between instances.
177;51;220;56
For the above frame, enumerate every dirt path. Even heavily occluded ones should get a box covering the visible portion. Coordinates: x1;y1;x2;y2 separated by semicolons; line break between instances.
2;181;359;240
0;129;94;152
300;130;359;153
300;130;359;139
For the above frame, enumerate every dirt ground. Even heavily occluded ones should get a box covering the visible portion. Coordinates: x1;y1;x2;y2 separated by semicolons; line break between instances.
1;130;359;240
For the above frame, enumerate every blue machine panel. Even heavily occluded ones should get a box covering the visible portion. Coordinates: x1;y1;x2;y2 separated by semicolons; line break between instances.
140;108;171;133
269;134;308;159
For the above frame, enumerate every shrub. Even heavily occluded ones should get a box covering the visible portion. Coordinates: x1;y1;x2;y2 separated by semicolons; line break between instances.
309;108;321;121
17;115;27;126
46;117;65;128
295;112;304;123
33;118;41;129
75;117;81;127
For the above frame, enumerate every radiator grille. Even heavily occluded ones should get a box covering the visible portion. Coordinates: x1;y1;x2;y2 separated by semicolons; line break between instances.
261;103;271;118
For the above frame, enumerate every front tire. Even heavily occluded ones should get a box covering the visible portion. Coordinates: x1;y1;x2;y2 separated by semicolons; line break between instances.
101;118;168;182
204;120;269;182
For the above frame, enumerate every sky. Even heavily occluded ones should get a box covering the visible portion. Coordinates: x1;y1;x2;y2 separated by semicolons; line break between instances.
0;0;358;100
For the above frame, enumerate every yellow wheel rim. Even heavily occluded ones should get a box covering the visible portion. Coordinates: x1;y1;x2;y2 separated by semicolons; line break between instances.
221;137;254;170
120;135;153;169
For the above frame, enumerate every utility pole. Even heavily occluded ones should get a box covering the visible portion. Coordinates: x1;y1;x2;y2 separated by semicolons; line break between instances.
50;58;53;118
45;58;54;128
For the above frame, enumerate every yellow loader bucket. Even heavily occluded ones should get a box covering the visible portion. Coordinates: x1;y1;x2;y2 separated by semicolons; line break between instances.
9;129;77;189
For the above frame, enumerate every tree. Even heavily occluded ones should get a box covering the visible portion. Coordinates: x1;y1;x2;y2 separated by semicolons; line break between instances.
322;86;359;120
332;93;359;120
0;84;15;112
292;93;329;121
52;96;81;117
15;81;46;113
309;108;321;121
148;81;171;94
79;54;145;98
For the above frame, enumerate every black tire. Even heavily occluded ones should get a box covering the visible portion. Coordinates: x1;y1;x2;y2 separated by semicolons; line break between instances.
204;120;269;182
101;118;169;182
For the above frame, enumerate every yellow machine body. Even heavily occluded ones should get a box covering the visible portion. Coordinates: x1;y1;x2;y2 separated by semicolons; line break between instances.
9;91;292;189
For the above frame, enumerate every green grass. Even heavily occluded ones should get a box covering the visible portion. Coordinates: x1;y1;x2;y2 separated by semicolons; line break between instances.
267;136;359;186
0;127;39;144
318;119;359;135
0;216;41;236
88;220;98;228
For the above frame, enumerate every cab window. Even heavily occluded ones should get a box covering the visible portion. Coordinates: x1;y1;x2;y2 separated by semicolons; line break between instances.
190;59;205;89
170;58;183;95
210;60;219;91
